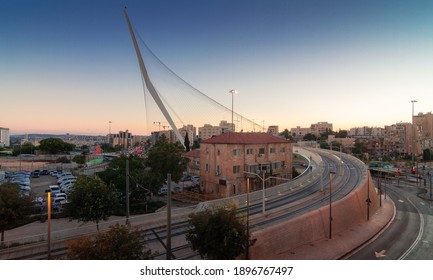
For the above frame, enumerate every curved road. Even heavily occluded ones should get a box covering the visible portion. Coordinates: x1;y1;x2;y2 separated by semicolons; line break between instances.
346;180;432;260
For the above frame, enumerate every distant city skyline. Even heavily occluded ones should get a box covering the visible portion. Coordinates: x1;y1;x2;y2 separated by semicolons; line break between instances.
2;0;433;136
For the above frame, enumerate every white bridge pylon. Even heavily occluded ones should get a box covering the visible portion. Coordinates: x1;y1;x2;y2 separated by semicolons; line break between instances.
124;8;185;147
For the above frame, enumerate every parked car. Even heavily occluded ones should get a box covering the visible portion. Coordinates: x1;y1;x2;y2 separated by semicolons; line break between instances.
180;176;191;182
53;192;67;200
158;184;182;195
158;187;168;196
60;181;74;191
49;185;61;195
58;176;76;185
10;177;30;186
52;197;67;211
41;169;50;175
32;170;40;178
19;185;31;191
191;176;200;184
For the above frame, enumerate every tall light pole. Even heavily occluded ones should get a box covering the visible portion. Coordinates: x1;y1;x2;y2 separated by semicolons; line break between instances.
329;171;336;239
411;100;417;167
45;190;51;259
108;121;112;147
230;89;237;132
243;170;291;214
243;170;266;214
125;159;130;226
246;177;250;260
166;173;172;260
366;169;371;221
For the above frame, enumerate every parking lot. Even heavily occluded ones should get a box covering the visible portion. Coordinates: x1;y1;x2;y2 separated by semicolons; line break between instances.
30;173;59;199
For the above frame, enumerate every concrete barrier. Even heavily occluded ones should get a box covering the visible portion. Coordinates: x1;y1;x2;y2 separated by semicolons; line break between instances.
249;172;380;259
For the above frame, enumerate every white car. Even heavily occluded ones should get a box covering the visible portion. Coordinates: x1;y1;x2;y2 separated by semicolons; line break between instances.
49;185;61;195
59;176;76;186
57;174;75;184
19;184;31;191
53;192;67;200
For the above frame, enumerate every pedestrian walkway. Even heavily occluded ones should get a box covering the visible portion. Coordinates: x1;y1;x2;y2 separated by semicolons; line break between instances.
280;197;394;260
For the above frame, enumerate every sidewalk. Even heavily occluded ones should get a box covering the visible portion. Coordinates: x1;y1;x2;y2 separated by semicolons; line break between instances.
280;197;395;260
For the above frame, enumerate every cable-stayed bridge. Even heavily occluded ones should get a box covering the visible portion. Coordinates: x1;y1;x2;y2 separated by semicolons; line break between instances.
124;8;265;146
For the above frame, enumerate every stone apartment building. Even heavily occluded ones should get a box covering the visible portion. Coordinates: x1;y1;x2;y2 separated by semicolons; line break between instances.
0;127;10;147
291;122;333;140
199;132;293;198
413;112;433;155
198;121;235;141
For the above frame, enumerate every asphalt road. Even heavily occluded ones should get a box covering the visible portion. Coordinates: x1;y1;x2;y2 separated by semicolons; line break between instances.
346;180;433;260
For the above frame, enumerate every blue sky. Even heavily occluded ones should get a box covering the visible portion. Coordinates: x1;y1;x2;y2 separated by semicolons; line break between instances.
1;0;433;135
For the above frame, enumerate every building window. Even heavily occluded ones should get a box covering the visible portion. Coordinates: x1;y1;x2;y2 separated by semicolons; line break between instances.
205;163;209;172
216;165;221;175
280;147;285;153
259;148;265;155
233;149;240;156
233;165;241;174
217;149;220;156
270;147;275;154
246;148;254;155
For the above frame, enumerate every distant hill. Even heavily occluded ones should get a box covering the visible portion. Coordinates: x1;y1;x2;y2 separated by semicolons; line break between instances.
10;134;105;144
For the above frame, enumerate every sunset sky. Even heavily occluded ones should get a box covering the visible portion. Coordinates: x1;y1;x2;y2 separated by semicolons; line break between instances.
1;0;433;136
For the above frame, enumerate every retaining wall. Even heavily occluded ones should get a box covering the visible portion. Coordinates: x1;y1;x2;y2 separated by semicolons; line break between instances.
249;173;380;259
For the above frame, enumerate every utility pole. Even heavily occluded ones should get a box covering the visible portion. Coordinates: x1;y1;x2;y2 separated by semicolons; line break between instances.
166;174;172;260
126;159;130;226
230;89;237;132
246;178;250;260
108;121;112;147
45;190;51;259
329;171;336;239
411;100;417;167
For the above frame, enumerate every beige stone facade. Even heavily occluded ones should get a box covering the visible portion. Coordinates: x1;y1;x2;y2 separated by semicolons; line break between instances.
199;132;293;198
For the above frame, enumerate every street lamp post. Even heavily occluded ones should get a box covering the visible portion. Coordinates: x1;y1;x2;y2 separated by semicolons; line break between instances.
243;170;291;214
230;89;237;132
246;178;250;260
366;169;371;221
411;100;417;167
329;171;336;239
45;190;51;259
166;173;172;260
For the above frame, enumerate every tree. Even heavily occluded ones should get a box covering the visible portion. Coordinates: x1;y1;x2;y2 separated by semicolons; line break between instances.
279;129;293;140
186;204;249;259
72;154;85;164
335;130;348;138
184;133;191;152
66;223;152;260
98;155;160;212
12;142;36;156
423;149;432;161
0;183;34;244
303;133;317;141
39;138;75;154
146;137;187;182
65;175;119;231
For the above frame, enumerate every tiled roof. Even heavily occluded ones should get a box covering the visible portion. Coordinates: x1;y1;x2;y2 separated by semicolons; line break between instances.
184;149;200;158
202;132;290;144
